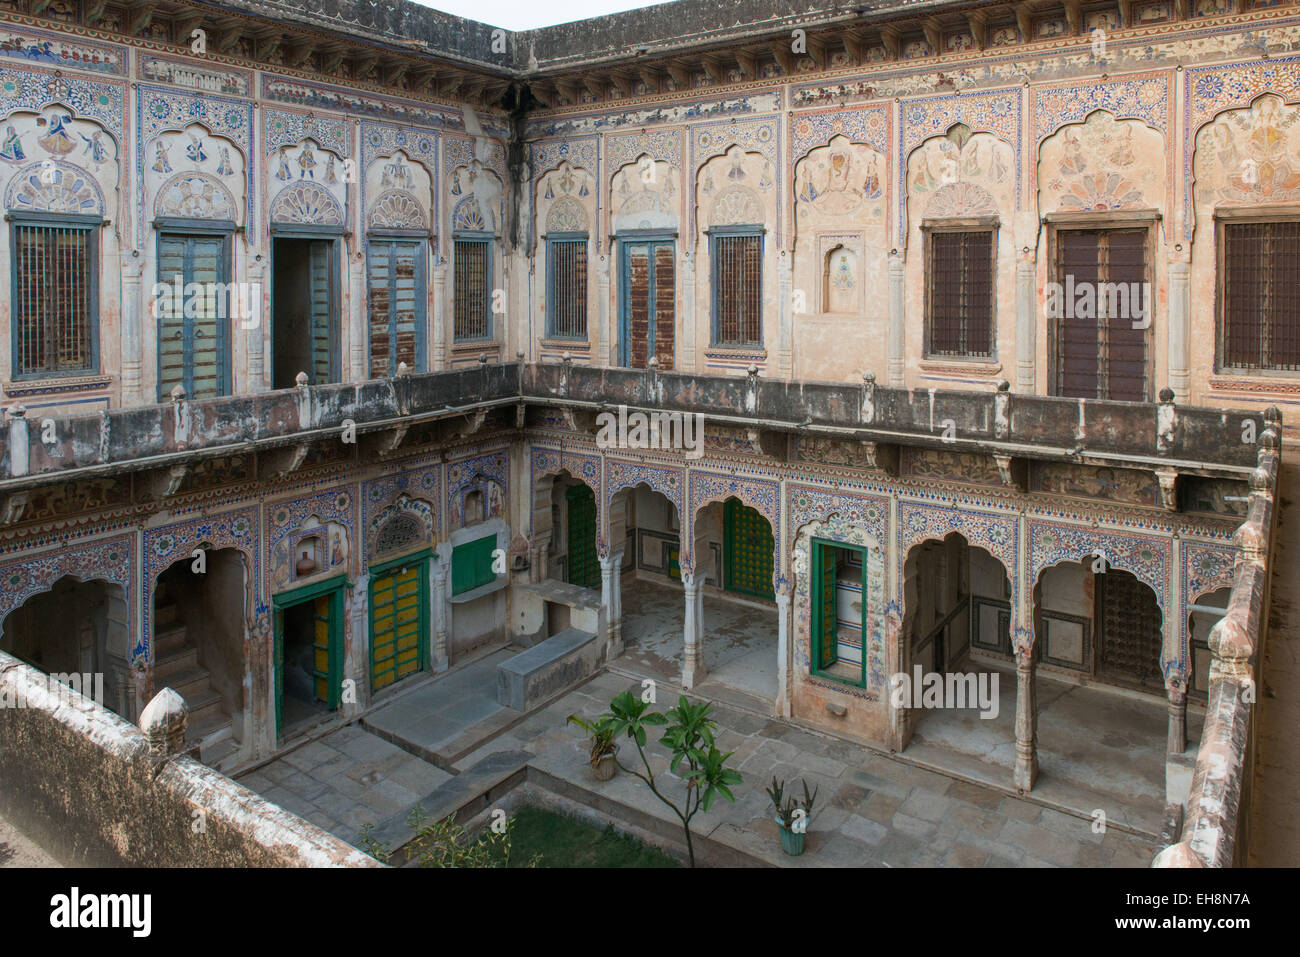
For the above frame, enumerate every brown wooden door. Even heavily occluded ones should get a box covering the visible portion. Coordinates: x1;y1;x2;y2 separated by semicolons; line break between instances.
1053;228;1150;402
620;240;674;369
1095;568;1163;690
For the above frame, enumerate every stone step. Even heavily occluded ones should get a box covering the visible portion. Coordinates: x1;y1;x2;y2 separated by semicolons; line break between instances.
153;647;199;681
154;623;189;657
155;602;178;627
180;687;224;727
362;750;531;856
161;667;213;701
496;628;602;712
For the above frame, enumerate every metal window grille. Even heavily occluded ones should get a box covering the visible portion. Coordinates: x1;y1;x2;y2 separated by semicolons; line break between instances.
927;230;993;358
1222;221;1300;372
712;233;762;346
14;223;94;376
454;239;490;340
547;238;588;338
1052;228;1149;402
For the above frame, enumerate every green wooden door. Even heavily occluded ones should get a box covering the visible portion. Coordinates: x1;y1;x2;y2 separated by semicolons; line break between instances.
370;556;427;692
308;239;334;384
723;499;775;599
566;484;600;588
273;580;343;739
157;233;229;400
819;544;838;669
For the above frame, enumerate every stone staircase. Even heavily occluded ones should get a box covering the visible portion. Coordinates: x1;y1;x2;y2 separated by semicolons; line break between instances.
153;589;240;771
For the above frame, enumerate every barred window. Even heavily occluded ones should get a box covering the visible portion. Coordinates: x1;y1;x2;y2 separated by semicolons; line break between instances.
926;229;994;359
546;237;588;339
454;238;491;340
1220;220;1300;372
12;220;97;377
711;231;763;346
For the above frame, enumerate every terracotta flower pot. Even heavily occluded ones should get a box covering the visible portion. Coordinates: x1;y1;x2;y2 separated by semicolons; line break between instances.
592;750;618;781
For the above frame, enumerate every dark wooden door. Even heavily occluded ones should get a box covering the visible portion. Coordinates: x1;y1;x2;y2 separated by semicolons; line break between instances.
1095;568;1163;690
620;240;674;369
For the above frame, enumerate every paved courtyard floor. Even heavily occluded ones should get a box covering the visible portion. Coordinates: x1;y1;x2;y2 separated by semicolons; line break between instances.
239;652;1161;866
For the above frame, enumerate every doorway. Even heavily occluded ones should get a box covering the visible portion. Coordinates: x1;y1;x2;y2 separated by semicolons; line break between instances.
723;498;774;600
566;484;600;588
272;235;338;389
619;238;675;368
156;230;232;400
369;553;429;694
274;580;343;738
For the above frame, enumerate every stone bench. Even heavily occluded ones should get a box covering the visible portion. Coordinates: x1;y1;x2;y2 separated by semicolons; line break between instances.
496;628;602;712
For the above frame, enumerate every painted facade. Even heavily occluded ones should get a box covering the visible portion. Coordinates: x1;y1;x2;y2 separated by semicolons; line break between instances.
0;0;1284;838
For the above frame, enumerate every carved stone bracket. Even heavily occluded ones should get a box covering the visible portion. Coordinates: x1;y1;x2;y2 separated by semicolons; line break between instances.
994;454;1027;490
1155;467;1179;511
0;491;29;526
259;442;312;482
137;463;191;503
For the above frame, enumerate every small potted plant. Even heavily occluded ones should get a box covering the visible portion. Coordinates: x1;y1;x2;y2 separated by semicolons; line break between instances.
766;776;818;856
566;712;619;781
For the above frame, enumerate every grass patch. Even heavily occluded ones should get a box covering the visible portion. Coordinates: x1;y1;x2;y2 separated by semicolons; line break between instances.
492;805;679;868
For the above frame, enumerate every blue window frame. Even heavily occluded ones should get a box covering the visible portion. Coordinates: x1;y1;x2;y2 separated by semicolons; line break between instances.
10;212;101;379
155;219;235;400
546;233;588;339
708;226;764;347
453;233;493;341
365;233;428;377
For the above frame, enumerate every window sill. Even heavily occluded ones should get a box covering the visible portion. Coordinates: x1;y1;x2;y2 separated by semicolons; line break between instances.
540;339;590;350
705;346;766;360
450;576;508;604
4;374;112;398
918;359;1002;377
1209;374;1300;394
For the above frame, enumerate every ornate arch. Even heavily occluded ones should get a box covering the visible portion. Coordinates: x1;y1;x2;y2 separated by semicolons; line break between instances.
546;196;588;233
368;189;426;230
0;533;136;658
366;493;435;564
153;170;237;220
4;159;106;215
898;503;1019;628
605;460;684;518
143;506;258;664
270;180;343;226
531;448;603;552
791;514;888;696
685;470;779;579
711;184;765;226
452;194;487;231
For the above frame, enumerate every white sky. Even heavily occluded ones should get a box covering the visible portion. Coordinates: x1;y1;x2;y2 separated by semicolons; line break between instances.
412;0;673;31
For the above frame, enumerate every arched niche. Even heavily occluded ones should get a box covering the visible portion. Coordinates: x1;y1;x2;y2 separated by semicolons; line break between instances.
1038;110;1165;215
146;124;246;224
611;154;680;233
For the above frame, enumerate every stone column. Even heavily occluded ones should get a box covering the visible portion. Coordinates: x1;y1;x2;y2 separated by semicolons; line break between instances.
431;550;451;672
349;252;367;382
1166;679;1187;756
776;249;793;378
432;262;448;371
246;254;268;392
1168;256;1191;399
1014;648;1038;791
1015;250;1036;394
121;253;145;405
679;249;696;373
682;572;705;689
599;550;624;659
775;586;792;718
887;252;906;386
596;252;611;367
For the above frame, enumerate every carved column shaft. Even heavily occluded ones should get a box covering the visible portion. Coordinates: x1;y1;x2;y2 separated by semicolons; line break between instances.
1015;255;1036;393
1168;258;1191;398
1167;682;1187;756
682;572;705;689
775;589;792;718
1014;651;1038;791
887;253;906;387
122;257;145;405
432;264;448;371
